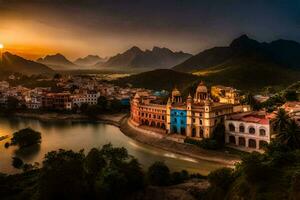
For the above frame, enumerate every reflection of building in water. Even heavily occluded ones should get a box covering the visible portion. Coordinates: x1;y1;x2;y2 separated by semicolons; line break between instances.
131;81;250;139
225;111;272;150
211;85;240;104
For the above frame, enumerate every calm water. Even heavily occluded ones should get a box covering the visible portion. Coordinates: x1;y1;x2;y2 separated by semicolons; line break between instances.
0;117;224;175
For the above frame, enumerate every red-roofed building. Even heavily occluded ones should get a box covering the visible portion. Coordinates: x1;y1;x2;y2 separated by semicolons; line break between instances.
225;111;272;151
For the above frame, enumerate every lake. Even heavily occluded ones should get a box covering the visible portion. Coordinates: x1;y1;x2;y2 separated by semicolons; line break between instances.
0;117;223;175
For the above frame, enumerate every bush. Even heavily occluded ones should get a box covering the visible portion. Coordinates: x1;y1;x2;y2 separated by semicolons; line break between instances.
184;138;220;150
170;170;189;185
12;157;24;169
11;128;41;149
208;167;234;190
147;161;170;186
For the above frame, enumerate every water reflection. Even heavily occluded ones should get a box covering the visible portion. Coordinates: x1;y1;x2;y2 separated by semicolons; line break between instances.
0;117;225;175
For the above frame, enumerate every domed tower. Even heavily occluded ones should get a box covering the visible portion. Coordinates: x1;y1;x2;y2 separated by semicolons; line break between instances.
194;81;208;103
171;87;182;103
186;93;193;137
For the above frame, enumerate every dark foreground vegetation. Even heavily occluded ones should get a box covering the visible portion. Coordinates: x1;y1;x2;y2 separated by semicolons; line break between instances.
0;144;202;200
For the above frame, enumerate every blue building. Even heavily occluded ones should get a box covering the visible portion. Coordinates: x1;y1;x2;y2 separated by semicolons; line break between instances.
170;109;187;135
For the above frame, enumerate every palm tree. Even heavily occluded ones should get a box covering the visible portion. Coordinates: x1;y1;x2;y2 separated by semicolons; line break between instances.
273;108;291;133
276;120;300;150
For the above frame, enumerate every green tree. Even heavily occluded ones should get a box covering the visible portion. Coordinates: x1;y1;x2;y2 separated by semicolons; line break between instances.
11;128;41;149
276;120;300;150
147;161;171;186
39;149;87;200
208;167;234;190
273;108;291;133
284;90;298;101
12;157;23;169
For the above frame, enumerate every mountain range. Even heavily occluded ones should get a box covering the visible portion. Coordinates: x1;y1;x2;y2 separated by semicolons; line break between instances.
115;35;300;91
97;46;192;71
74;55;106;67
37;53;77;70
0;52;54;75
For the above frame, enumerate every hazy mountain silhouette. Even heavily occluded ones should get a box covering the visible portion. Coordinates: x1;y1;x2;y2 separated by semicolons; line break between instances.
97;46;192;71
0;52;54;75
37;53;76;70
115;35;300;90
74;55;106;67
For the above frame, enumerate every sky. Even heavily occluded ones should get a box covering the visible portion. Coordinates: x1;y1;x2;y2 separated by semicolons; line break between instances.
0;0;299;60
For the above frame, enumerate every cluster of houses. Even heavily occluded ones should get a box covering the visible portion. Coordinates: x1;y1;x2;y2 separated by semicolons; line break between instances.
130;82;300;151
0;76;153;111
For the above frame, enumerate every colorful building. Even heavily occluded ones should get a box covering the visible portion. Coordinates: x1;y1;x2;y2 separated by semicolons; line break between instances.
131;81;250;139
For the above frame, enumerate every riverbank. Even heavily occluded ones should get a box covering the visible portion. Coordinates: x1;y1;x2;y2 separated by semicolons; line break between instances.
120;118;241;167
12;112;126;127
9;112;240;167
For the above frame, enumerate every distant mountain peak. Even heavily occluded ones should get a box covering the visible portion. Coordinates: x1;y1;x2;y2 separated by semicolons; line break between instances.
0;51;54;75
37;53;76;70
230;34;260;50
98;46;192;70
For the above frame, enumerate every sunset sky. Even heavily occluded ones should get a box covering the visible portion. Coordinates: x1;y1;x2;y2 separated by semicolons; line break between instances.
0;0;299;60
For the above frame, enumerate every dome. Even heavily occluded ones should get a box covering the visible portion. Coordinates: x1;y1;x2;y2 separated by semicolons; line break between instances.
172;87;181;96
196;81;208;93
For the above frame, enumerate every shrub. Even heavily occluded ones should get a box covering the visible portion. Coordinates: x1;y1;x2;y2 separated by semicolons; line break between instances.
12;157;24;169
147;161;170;186
11;128;41;149
208;167;234;190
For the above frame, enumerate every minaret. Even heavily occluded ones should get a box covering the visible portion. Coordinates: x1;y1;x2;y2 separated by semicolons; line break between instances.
166;97;172;133
186;93;193;137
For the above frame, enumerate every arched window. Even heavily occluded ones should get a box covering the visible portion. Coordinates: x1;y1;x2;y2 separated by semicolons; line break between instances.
229;136;236;144
229;123;235;132
192;128;196;137
249;127;256;134
248;139;256;148
239;124;245;133
238;137;246;146
200;129;204;138
259;128;266;136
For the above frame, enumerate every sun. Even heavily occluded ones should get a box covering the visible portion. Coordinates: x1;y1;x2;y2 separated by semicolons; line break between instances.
0;43;3;49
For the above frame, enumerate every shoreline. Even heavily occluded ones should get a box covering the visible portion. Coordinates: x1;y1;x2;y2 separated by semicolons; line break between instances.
6;112;240;167
119;118;240;167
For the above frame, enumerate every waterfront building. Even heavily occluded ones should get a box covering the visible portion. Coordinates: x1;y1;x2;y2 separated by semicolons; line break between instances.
42;92;72;110
131;81;249;139
72;91;100;107
225;111;272;150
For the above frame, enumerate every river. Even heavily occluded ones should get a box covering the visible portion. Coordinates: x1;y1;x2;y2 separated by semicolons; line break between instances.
0;117;223;175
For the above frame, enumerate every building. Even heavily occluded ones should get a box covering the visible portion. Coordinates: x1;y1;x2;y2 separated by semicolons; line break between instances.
211;85;240;104
42;92;72;110
131;81;249;139
225;111;272;150
281;101;300;126
72;91;100;107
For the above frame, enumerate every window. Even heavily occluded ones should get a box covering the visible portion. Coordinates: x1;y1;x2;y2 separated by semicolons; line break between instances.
259;129;266;136
239;124;245;133
200;120;203;125
229;123;235;132
249;127;255;134
192;118;196;123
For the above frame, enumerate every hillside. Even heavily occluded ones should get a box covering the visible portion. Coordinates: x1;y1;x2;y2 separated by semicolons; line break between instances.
37;53;77;70
113;69;199;91
172;35;300;90
98;46;192;71
0;52;54;75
